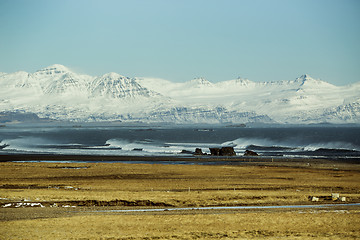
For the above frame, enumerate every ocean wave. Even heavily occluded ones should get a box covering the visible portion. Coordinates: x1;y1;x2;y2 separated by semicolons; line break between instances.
303;141;360;152
245;144;298;151
223;137;360;152
105;138;190;154
0;137;50;152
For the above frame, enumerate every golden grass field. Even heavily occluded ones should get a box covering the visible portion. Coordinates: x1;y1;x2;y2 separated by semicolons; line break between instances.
1;157;360;239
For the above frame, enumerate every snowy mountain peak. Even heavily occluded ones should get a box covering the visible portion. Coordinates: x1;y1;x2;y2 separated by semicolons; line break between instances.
90;73;157;99
188;77;213;87
295;74;315;84
0;71;39;90
36;64;72;75
219;77;254;88
43;73;85;95
295;74;335;89
234;77;253;86
298;74;311;80
101;72;129;80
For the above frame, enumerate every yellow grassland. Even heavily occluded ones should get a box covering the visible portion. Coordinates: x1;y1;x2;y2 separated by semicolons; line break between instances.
1;160;360;239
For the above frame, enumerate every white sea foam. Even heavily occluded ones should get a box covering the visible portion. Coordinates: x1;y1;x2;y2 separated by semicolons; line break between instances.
223;137;360;152
107;139;211;155
303;141;359;151
222;137;292;150
1;137;52;153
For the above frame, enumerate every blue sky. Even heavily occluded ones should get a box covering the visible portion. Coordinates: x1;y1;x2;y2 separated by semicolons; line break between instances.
0;0;359;85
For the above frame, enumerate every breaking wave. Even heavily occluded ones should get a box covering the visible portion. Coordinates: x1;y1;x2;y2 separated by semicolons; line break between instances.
0;137;52;153
222;137;359;151
221;136;360;158
105;138;221;155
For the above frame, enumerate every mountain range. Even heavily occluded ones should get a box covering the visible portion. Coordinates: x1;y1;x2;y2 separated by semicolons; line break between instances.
0;64;359;124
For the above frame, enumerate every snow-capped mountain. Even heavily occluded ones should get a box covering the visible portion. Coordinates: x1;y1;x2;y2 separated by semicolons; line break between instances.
33;65;92;95
0;64;359;124
90;72;158;99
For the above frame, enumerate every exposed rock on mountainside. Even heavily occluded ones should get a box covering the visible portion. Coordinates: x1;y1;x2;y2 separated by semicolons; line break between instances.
90;73;158;99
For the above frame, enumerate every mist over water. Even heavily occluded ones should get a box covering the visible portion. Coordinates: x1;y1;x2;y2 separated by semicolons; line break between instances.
0;124;359;159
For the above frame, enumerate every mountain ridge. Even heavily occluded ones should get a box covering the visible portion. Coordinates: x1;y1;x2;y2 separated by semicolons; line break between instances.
0;64;359;124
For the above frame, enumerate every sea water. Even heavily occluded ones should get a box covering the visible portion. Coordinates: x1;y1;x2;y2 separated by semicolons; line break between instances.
0;123;359;160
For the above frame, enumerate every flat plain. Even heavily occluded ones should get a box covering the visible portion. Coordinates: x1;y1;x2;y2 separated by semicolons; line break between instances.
1;156;360;239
